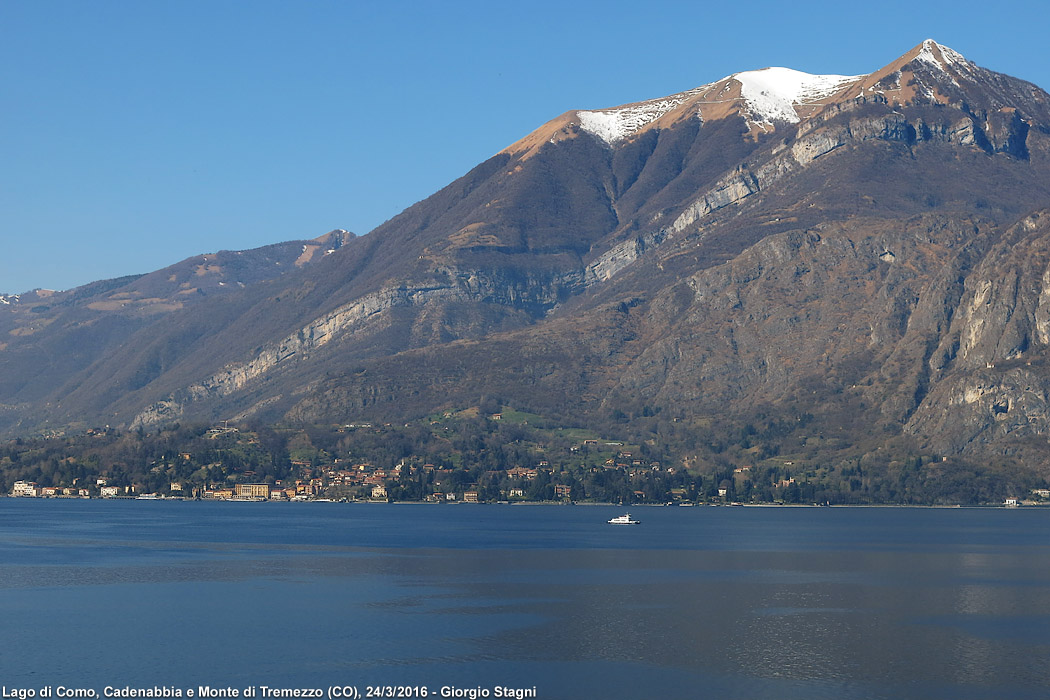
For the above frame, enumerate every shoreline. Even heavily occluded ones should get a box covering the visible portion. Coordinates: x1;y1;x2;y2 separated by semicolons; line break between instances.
3;494;1042;508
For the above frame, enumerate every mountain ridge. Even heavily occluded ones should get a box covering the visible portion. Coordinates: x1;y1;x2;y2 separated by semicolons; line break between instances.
500;39;1034;157
4;40;1050;482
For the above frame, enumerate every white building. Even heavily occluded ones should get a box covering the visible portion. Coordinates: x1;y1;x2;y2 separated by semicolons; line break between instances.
11;481;40;497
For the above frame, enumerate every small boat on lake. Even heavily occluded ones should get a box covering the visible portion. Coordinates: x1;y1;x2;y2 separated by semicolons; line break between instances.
608;513;640;525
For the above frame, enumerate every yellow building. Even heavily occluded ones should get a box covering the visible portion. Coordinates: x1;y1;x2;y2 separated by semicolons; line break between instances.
235;483;271;499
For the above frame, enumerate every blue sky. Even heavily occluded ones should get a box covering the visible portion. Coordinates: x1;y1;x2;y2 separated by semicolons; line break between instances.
3;0;1049;294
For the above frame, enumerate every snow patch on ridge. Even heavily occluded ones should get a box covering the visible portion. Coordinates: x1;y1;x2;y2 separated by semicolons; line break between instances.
578;87;708;144
736;68;860;125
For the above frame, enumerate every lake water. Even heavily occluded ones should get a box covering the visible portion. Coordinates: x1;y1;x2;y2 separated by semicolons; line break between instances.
1;500;1048;699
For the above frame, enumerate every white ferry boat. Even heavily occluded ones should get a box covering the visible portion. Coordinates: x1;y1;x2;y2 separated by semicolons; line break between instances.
608;513;640;525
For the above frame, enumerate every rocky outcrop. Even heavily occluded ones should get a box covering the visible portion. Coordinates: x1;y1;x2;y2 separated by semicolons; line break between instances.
611;217;973;410
130;265;574;427
670;169;762;233
584;229;668;284
905;365;1050;454
902;211;1050;452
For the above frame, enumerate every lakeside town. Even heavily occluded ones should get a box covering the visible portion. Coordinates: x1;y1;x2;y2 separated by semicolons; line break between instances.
10;477;1050;506
3;410;1050;506
6;434;701;505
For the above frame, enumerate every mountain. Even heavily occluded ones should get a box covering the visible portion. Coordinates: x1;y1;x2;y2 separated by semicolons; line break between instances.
0;229;353;424
4;40;1050;476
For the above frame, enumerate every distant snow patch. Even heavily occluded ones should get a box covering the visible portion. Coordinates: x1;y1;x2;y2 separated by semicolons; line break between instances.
578;87;707;144
735;68;860;125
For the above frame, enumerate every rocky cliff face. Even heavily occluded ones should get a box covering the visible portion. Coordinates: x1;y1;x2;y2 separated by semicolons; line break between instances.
128;262;575;428
902;211;1050;453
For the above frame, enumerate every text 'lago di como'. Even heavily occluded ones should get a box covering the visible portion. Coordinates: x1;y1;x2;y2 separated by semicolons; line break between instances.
2;688;538;700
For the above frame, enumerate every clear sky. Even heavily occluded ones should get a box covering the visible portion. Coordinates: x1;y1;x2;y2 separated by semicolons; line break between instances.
3;0;1049;294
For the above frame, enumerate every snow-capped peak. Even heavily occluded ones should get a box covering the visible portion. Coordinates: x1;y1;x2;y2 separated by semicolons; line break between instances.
915;39;968;69
557;41;985;150
734;67;861;125
576;67;861;145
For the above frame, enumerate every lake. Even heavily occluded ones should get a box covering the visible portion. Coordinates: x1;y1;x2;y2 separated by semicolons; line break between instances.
1;500;1048;699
